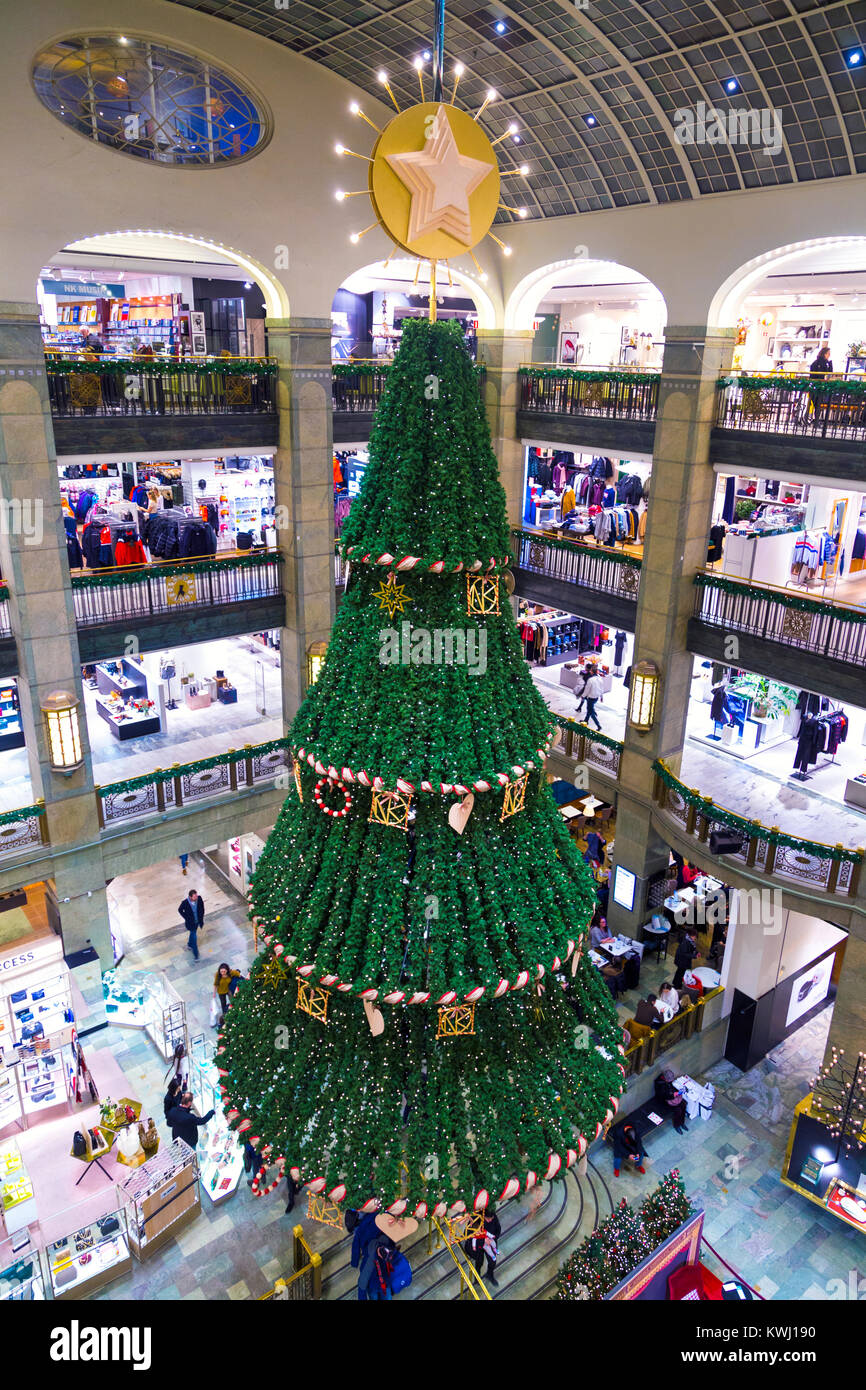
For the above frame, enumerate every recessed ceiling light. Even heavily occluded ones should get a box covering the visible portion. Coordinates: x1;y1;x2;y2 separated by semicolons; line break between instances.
422;49;432;61
512;133;521;143
725;77;740;93
845;47;863;66
584;114;597;127
495;20;507;34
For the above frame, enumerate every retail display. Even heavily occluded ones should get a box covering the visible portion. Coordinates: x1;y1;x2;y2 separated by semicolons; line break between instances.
518;602;607;667
0;1252;44;1301
119;1140;201;1260
101;970;187;1063
47;1209;132;1299
94;660;160;740
0;1140;37;1233
0;682;25;752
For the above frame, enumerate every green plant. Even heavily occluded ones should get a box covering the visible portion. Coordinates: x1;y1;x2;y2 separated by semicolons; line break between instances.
734;498;756;521
848;341;865;361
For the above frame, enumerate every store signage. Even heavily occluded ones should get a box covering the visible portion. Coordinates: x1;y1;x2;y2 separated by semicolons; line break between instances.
612;865;637;911
41;279;126;300
0;936;63;974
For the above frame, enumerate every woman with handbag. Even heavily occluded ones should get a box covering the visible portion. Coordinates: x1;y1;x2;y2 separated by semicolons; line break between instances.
213;963;242;1022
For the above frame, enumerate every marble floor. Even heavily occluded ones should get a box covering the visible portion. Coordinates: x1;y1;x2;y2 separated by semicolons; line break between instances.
33;849;851;1302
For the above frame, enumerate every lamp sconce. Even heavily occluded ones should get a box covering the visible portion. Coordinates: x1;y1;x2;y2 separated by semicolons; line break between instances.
628;660;661;733
40;690;84;774
306;640;328;688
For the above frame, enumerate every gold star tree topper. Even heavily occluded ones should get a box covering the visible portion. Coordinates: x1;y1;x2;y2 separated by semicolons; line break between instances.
385;105;493;246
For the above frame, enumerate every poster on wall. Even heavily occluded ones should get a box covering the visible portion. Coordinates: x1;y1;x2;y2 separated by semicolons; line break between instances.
785;953;834;1028
558;330;581;365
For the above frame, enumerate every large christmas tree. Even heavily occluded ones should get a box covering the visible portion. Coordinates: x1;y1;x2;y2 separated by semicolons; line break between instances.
219;319;625;1214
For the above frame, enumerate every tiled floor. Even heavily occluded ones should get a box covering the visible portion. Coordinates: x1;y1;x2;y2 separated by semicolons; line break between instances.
52;853;860;1301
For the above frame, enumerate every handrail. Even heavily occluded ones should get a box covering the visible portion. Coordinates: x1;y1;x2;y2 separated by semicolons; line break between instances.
717;370;866;387
520;360;662;374
46;353;278;369
555;715;624;756
513;527;642;568
429;1216;492;1300
70;549;283;586
695;569;866;620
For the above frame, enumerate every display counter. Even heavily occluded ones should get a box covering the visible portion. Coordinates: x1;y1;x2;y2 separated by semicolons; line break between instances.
103;969;186;1062
96;697;161;740
0;1141;37;1235
47;1207;132;1299
844;772;866;810
0;1250;44;1301
119;1140;200;1260
720;527;801;584
782;1095;866;1229
95;659;148;700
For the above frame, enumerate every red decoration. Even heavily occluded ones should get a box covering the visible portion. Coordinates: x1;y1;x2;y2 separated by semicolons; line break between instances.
313;776;353;819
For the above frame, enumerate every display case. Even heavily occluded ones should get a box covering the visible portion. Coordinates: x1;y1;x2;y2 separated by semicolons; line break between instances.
103;969;187;1061
199;1117;244;1204
0;1140;37;1234
0;1249;44;1301
119;1139;200;1260
46;1206;132;1299
103;968;156;1028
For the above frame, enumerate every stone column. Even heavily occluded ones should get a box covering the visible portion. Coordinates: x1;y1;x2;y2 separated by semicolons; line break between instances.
477;329;535;528
819;933;866;1070
0;303;113;976
607;325;736;935
267;317;336;723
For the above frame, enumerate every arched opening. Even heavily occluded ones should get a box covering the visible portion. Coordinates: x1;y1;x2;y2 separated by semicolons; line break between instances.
330;257;495;362
708;236;866;374
505;257;667;369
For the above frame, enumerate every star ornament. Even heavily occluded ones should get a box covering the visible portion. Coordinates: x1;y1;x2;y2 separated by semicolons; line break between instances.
374;575;411;619
385;104;494;248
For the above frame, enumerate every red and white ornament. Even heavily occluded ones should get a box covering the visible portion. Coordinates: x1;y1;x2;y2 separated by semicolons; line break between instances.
313;776;352;819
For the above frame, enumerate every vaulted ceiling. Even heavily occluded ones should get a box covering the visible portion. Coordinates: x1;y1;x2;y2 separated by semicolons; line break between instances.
168;0;866;221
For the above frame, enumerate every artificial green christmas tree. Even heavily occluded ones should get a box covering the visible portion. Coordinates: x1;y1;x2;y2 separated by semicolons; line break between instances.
219;319;625;1214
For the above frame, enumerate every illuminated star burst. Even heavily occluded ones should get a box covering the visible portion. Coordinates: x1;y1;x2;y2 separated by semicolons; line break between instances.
374;576;411;618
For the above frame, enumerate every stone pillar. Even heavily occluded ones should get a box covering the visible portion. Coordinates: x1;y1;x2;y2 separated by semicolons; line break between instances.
0;304;113;977
819;933;866;1070
267;317;336;722
607;325;736;935
476;329;535;529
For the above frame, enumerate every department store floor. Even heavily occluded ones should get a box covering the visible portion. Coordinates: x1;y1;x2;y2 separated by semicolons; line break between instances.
0;635;283;814
532;659;866;852
67;854;864;1301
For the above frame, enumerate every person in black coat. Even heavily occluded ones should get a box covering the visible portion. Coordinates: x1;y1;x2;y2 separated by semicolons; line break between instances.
166;1093;215;1148
465;1209;501;1286
163;1077;183;1122
672;930;699;989
178;889;204;961
654;1069;688;1133
611;1121;646;1177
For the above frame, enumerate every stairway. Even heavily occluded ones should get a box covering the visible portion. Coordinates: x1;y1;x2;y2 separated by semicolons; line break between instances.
317;1160;614;1301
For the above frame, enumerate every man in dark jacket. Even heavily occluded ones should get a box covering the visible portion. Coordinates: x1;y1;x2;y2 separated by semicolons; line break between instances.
166;1093;214;1147
634;994;663;1028
672;930;699;989
178;889;204;961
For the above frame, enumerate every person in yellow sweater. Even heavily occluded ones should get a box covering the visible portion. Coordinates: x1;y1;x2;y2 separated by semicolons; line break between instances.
561;484;577;518
213;963;242;1020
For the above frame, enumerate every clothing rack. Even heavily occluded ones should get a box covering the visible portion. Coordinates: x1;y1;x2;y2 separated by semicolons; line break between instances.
792;701;847;781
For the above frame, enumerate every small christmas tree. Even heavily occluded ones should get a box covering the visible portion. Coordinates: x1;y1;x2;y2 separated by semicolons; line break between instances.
218;320;625;1213
639;1168;693;1247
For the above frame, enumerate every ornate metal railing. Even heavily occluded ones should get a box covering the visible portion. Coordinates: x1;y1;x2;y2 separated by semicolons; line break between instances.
95;737;290;829
71;551;283;628
331;360;485;413
621;988;721;1079
554;718;623;780
0;802;48;860
715;373;866;440
45;355;278;417
512;528;642;602
693;572;866;665
653;759;864;898
519;365;660;421
0;583;10;638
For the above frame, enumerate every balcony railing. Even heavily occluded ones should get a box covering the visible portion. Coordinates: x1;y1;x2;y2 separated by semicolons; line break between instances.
621;988;722;1079
519;365;660;421
653;759;864;898
512;528;642;601
331;360;485;413
0;583;10;639
715;373;866;441
95;737;290;830
71;551;283;629
45;355;277;417
553;717;623;780
0;802;48;859
693;572;866;666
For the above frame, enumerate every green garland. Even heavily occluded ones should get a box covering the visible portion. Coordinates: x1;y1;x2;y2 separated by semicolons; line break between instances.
654;759;864;861
556;716;624;755
332;361;485;380
0;802;44;827
717;373;866;396
512;529;642;568
695;572;866;622
97;736;290;797
0;584;8;603
519;366;659;385
46;357;277;377
71;551;282;590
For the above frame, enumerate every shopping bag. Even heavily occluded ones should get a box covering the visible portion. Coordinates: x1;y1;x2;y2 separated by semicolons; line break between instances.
209;995;221;1026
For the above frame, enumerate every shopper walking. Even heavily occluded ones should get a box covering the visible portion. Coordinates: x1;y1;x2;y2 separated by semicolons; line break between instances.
582;667;604;730
166;1092;215;1147
178;889;204;961
214;963;242;1018
179;853;189;875
465;1208;502;1286
672;929;699;989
